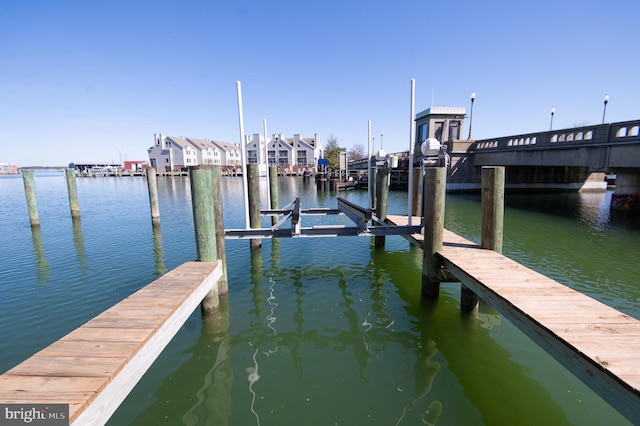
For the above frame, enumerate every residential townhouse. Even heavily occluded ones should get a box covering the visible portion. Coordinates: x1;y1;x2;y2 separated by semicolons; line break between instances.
148;134;241;172
244;133;323;172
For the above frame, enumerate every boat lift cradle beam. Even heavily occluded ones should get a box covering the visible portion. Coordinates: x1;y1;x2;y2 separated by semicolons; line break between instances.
224;197;422;239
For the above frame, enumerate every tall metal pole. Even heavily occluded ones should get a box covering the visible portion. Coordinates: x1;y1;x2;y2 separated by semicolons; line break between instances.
367;120;373;209
263;119;271;208
467;92;476;139
550;107;555;131
602;94;609;124
236;81;250;229
408;79;416;227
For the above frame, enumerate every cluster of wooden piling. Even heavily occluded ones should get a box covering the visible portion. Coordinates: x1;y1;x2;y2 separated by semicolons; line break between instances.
418;166;505;309
20;167;231;316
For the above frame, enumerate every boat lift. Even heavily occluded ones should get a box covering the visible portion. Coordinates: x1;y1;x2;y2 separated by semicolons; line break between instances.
224;196;423;239
225;79;446;241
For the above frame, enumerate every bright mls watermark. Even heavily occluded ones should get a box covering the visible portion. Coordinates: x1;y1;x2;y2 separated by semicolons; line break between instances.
0;404;68;425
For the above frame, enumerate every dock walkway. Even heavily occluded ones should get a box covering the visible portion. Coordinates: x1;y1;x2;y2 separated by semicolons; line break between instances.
0;261;222;425
387;214;640;422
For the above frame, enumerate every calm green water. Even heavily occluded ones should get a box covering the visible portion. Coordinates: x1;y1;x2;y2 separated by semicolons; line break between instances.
1;172;638;425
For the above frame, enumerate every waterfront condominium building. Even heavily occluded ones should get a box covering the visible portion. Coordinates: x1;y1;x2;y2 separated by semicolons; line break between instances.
148;134;241;172
244;133;323;172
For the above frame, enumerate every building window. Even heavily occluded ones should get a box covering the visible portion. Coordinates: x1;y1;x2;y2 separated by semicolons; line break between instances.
418;123;428;142
434;122;444;141
278;157;287;166
165;158;169;163
248;150;257;158
297;150;307;166
449;121;460;140
278;150;288;158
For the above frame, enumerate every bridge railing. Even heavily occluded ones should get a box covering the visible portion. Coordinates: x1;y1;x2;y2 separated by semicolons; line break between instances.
473;119;640;152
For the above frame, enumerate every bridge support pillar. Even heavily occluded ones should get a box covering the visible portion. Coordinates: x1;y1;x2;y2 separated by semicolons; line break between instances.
580;172;607;192
611;170;640;211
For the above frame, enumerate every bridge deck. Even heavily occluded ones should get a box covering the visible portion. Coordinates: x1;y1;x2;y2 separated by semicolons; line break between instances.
387;214;640;422
0;261;222;425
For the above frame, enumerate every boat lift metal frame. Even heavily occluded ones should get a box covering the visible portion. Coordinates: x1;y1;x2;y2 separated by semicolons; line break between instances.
226;79;425;240
224;196;423;239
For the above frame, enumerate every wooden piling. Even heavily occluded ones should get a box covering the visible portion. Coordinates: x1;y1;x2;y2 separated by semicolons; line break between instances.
211;165;228;295
369;164;377;209
269;165;279;226
247;164;261;250
421;167;446;298
411;167;422;217
21;170;40;227
374;165;389;247
481;166;505;253
64;168;81;219
189;166;219;312
461;166;506;312
146;168;160;226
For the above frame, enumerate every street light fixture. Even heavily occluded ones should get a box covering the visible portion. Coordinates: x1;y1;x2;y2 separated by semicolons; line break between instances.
467;92;476;139
602;94;609;124
550;107;555;131
381;132;384;150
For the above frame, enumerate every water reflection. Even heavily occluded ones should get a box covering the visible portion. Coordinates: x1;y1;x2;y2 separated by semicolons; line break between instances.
30;225;49;284
576;192;610;231
152;225;167;277
72;218;88;276
123;297;233;425
231;244;451;424
380;248;571;424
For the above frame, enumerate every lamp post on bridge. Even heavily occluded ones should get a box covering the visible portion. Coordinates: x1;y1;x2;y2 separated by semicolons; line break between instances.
380;132;383;150
467;91;476;139
602;94;609;124
550;107;555;131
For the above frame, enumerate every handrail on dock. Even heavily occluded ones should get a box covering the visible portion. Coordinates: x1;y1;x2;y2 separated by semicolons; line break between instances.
0;261;222;426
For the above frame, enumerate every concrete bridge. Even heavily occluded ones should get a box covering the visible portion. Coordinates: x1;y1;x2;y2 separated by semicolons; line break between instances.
347;115;640;210
452;119;640;210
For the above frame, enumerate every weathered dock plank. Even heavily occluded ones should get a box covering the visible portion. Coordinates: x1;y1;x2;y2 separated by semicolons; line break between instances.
0;261;222;426
387;214;640;423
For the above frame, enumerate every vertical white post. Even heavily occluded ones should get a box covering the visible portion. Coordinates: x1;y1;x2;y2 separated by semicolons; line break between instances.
367;120;372;209
263;119;271;208
408;79;416;227
236;81;250;229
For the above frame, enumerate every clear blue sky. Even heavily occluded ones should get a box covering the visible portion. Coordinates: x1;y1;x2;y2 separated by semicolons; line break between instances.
2;0;638;167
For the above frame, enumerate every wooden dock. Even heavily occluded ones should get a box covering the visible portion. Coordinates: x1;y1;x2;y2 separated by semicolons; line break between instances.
0;261;222;426
386;214;640;422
